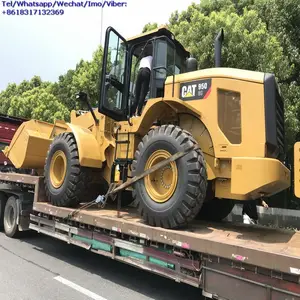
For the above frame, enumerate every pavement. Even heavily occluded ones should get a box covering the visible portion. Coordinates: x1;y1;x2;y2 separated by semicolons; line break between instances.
0;231;204;300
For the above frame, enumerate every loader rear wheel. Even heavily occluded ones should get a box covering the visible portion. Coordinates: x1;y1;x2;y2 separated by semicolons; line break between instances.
196;198;235;222
132;125;207;229
44;132;95;207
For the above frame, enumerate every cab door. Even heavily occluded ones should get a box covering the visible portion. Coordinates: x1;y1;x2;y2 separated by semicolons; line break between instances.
98;26;129;121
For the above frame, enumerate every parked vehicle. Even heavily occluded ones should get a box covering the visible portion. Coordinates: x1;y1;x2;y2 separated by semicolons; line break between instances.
0;113;28;172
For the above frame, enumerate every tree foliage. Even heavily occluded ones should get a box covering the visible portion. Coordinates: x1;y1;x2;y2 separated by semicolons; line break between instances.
7;87;70;123
142;22;159;33
0;46;103;121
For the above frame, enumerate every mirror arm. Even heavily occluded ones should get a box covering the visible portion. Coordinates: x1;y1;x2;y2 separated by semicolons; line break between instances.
75;91;99;125
86;99;99;125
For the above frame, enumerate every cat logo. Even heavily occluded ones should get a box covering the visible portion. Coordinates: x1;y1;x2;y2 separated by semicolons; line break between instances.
179;78;212;101
181;84;197;98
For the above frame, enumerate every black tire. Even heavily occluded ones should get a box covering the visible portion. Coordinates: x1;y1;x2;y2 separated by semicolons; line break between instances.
3;196;19;238
132;125;207;229
122;190;135;207
44;132;102;207
105;185;136;207
0;193;7;229
196;198;235;222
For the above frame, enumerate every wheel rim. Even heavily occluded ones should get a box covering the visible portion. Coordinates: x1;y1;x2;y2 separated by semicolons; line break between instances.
49;150;67;188
144;150;178;203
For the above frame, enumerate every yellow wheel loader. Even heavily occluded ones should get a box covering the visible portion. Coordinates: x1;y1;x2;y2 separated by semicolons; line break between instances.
3;26;290;229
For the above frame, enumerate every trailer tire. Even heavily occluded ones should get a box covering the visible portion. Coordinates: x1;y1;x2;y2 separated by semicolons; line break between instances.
0;193;7;229
132;125;207;229
44;132;96;207
3;196;19;238
196;198;235;222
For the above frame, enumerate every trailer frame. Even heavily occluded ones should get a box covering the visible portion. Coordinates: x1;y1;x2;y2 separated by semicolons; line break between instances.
0;172;300;300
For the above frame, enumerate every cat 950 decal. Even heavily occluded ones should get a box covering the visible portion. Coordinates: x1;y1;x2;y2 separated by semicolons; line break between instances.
179;79;212;100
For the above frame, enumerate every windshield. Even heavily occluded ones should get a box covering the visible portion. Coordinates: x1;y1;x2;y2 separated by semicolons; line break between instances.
175;52;186;74
154;39;186;78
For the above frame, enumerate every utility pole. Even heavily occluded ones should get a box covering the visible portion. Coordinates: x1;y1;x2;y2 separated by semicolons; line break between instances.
100;1;104;46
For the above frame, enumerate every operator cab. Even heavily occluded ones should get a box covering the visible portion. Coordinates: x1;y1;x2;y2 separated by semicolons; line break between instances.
98;26;195;122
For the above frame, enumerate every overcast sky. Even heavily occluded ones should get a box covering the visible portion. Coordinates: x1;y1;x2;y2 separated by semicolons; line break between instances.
0;0;194;91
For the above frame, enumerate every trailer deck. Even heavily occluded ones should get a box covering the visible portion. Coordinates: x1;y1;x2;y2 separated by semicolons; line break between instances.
30;202;300;299
1;172;300;299
32;202;300;275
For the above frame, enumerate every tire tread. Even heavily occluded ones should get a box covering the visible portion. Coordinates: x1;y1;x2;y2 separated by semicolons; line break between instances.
44;133;103;207
132;125;207;228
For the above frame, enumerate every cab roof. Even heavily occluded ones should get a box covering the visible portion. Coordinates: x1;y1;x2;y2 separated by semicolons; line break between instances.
126;26;190;58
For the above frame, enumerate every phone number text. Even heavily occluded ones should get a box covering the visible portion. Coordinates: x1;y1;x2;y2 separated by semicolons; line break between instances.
2;1;127;8
2;8;64;14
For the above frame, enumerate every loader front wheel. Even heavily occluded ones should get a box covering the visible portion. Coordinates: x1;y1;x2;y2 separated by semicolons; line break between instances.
132;125;207;229
44;132;93;207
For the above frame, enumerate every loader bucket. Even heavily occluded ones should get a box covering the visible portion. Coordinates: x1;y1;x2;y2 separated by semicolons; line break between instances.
2;119;69;169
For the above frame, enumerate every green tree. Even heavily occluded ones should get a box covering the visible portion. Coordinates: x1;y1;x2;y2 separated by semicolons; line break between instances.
70;46;103;108
51;69;76;109
142;22;159;33
51;46;103;110
169;8;290;78
7;87;69;123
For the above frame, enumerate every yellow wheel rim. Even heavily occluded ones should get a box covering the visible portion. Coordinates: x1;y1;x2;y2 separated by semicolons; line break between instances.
144;150;178;203
49;150;67;188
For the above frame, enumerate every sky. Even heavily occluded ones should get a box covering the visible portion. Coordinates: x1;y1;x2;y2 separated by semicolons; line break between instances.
0;0;195;92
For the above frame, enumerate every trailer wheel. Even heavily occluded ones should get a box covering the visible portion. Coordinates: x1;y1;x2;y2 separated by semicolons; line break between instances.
44;132;97;207
196;198;235;222
0;193;7;229
3;196;19;238
132;125;207;229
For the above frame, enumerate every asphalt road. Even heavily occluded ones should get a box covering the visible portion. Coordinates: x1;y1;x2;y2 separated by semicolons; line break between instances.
0;231;204;300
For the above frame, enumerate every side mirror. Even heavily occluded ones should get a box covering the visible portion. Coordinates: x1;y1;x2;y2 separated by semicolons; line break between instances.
75;91;88;103
186;57;198;72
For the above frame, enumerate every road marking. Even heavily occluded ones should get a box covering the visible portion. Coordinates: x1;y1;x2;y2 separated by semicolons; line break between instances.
54;275;108;300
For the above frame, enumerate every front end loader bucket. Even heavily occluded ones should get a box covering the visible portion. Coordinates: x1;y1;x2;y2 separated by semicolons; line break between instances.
3;119;69;169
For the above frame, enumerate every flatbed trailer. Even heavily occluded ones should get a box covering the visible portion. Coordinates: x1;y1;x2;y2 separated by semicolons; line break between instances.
0;172;300;300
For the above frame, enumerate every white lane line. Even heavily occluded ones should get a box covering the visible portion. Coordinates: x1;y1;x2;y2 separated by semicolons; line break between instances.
54;275;108;300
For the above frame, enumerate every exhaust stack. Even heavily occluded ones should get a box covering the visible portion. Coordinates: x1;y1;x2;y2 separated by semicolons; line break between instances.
214;29;224;67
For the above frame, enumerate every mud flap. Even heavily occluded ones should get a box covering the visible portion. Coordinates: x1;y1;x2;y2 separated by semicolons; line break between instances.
294;142;300;198
16;198;31;231
11;193;33;231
